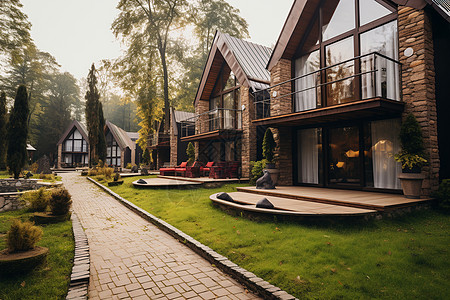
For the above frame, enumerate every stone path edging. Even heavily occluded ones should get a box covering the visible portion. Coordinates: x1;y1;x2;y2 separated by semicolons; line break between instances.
66;212;90;300
87;177;298;300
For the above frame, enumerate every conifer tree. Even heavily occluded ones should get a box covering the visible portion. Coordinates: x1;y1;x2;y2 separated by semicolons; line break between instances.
0;92;8;170
97;102;107;164
85;64;100;166
7;85;29;178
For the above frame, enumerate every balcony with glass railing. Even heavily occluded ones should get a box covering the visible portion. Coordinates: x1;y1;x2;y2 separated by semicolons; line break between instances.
253;52;402;122
180;108;242;139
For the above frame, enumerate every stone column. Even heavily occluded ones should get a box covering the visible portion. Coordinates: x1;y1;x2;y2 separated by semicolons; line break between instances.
268;58;293;185
170;115;178;166
398;6;440;195
57;143;62;169
240;87;257;178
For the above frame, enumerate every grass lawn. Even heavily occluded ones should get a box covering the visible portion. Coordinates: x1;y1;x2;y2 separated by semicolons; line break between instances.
0;170;62;182
94;175;450;299
0;209;74;300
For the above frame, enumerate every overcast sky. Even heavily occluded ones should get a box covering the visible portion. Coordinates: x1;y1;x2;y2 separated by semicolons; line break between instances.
21;0;293;80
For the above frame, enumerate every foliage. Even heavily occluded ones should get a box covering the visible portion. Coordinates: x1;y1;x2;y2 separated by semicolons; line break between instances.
30;162;38;173
7;219;42;253
141;148;151;165
0;0;31;54
262;128;276;163
22;187;51;212
85;64;101;166
97;102;107;163
393;152;427;171
103;177;450;299
0;92;8;170
395;114;427;170
432;179;450;210
0;208;74;299
7;85;29;179
49;188;72;216
88;165;114;179
38;173;56;181
249;159;267;185
186;142;195;165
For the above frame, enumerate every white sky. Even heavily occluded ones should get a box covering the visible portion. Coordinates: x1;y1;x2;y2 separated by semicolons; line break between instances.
21;0;293;80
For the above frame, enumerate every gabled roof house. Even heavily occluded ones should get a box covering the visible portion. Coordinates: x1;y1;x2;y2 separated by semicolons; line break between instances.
180;31;273;178
57;120;89;168
105;121;140;168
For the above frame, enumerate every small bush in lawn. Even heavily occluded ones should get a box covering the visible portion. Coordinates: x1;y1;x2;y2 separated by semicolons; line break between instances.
126;163;133;169
30;162;38;173
88;169;98;176
7;219;43;253
432;179;450;210
23;187;51;212
102;166;113;179
49;188;72;216
39;173;55;181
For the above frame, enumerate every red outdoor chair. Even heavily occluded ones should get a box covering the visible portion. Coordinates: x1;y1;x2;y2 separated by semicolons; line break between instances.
201;162;214;177
175;161;188;176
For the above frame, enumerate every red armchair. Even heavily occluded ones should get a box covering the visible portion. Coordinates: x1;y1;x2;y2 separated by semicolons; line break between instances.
201;162;214;177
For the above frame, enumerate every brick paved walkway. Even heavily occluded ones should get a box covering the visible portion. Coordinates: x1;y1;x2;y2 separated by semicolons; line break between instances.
61;172;260;300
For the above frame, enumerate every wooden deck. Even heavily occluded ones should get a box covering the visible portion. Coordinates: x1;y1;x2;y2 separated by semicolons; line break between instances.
132;178;202;188
236;186;432;212
210;192;376;217
157;175;248;184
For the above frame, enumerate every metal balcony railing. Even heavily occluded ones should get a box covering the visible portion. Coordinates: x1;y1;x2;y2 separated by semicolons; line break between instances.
180;108;242;138
253;52;402;120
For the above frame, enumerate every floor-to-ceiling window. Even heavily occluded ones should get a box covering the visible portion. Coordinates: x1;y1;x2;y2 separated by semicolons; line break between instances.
106;132;122;167
293;0;399;112
62;129;88;167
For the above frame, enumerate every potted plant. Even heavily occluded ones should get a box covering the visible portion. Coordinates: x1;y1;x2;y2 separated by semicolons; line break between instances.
262;128;279;185
394;113;427;198
33;188;72;223
0;219;48;276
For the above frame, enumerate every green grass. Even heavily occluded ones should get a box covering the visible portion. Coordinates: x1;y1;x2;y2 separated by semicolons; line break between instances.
96;175;450;299
0;209;74;300
0;170;62;182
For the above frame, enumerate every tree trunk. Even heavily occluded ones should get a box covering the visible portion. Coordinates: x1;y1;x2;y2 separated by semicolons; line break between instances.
160;48;170;134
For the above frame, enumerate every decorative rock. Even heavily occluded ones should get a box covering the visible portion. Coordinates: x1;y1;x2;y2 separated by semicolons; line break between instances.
256;170;275;189
36;155;52;174
216;192;234;202
256;198;274;209
137;179;147;184
131;165;138;173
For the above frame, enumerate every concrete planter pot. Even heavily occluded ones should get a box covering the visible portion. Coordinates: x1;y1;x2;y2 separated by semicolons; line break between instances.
0;246;48;276
398;173;425;199
264;168;279;186
34;212;71;224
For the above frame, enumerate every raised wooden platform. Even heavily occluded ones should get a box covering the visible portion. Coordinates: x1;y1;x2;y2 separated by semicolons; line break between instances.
236;186;432;212
132;178;202;188
158;175;248;184
210;192;376;217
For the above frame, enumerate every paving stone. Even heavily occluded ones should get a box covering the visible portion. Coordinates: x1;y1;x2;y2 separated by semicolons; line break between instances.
61;173;261;300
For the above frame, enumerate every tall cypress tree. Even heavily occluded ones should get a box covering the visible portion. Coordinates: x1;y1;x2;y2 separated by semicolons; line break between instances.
0;92;8;170
7;85;29;178
97;101;106;164
85;64;100;166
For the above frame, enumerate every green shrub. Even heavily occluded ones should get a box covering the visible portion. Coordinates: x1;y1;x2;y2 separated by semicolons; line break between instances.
39;173;55;181
432;179;450;210
250;159;267;185
262;128;276;163
186;142;195;165
126;163;133;169
49;188;72;216
88;168;98;176
23;187;51;212
7;219;43;253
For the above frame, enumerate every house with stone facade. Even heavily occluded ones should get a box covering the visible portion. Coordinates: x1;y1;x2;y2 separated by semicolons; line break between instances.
105;121;141;168
57;120;89;168
149;108;195;169
251;0;449;195
180;31;273;178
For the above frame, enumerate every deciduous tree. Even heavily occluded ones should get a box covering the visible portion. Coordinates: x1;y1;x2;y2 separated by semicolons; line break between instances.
0;92;8;170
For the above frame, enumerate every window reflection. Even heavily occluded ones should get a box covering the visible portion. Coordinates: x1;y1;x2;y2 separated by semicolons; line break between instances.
294;50;320;112
325;37;355;106
359;0;392;26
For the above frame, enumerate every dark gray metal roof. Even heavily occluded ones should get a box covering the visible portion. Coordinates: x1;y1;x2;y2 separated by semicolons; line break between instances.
174;110;196;123
429;0;450;20
220;32;272;90
57;120;89;146
106;121;136;150
126;132;139;142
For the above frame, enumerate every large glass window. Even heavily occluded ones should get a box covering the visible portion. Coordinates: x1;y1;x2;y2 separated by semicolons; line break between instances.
297;128;322;184
294;50;320;112
359;0;393;26
325;37;355;106
322;0;355;41
106;132;122;167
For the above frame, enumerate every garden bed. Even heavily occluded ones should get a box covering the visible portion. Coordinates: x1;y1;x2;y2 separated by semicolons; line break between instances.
0;209;74;299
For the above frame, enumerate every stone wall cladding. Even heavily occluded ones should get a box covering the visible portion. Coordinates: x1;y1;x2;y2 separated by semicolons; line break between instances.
398;6;440;195
240;87;257;178
0;192;25;212
269;59;294;186
270;59;292;117
170;114;178;166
